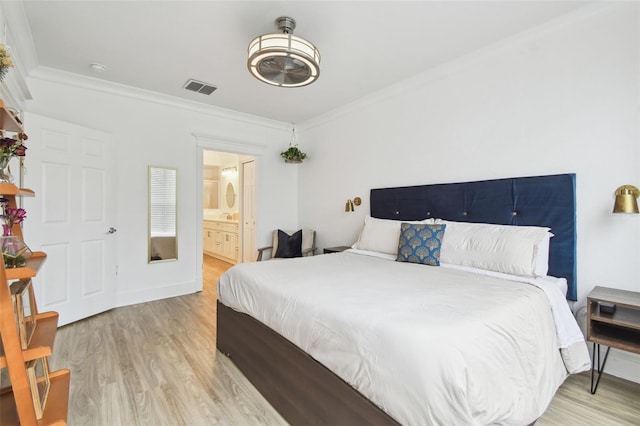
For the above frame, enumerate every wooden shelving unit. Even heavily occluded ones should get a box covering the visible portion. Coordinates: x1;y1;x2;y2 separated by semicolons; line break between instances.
5;251;48;281
0;100;70;425
0;311;59;369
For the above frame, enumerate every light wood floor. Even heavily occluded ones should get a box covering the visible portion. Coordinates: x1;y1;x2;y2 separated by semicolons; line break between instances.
48;255;640;425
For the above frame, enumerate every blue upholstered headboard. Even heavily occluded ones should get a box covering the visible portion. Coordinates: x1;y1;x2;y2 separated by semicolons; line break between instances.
370;174;577;300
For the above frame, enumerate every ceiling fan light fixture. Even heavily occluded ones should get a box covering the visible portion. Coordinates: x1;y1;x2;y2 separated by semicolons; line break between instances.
247;17;320;88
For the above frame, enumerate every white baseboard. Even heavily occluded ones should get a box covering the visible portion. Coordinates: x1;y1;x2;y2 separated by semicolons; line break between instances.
116;280;200;308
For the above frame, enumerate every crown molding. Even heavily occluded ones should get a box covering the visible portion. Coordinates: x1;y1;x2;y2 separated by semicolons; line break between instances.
1;0;291;131
297;2;615;132
0;70;30;110
28;66;292;132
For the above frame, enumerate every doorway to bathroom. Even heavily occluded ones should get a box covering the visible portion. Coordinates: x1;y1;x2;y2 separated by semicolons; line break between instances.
202;150;256;267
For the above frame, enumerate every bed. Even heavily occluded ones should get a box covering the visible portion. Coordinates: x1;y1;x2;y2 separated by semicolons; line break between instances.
216;174;591;425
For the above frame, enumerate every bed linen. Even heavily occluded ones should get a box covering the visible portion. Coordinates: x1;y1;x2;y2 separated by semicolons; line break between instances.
218;251;589;425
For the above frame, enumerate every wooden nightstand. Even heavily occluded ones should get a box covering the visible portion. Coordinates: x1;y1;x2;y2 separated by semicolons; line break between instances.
587;286;640;394
323;246;350;254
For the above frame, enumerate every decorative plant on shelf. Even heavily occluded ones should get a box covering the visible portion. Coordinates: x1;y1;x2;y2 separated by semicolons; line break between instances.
1;237;31;268
0;199;30;268
0;43;13;81
0;131;28;183
2;205;27;236
280;145;307;163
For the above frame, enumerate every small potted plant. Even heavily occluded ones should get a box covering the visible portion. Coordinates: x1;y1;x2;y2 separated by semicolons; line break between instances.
0;202;31;268
280;145;307;163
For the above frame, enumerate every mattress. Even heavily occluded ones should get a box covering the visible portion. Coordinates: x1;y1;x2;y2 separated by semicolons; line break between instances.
218;251;590;425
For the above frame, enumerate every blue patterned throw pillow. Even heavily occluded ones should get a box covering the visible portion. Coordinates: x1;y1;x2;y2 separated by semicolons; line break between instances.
396;223;446;266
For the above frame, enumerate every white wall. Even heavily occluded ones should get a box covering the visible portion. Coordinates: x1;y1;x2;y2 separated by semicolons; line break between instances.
22;72;298;305
297;4;640;382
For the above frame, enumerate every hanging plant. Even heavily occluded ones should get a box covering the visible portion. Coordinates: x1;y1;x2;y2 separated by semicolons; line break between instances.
280;145;307;163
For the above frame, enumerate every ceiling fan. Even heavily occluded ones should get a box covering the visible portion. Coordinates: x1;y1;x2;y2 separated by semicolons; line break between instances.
247;17;321;88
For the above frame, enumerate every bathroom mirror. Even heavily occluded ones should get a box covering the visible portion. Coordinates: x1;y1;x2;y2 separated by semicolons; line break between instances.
226;182;236;208
148;166;177;263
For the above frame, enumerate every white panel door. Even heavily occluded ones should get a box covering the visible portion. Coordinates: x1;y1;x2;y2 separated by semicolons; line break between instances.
23;113;116;325
242;160;256;262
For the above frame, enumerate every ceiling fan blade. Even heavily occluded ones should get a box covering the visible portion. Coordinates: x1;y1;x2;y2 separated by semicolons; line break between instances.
258;56;311;85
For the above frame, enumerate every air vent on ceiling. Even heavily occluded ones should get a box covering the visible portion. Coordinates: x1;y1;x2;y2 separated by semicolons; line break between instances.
183;79;217;95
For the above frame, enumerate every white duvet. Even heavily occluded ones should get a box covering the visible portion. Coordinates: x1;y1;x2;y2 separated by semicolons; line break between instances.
218;251;590;425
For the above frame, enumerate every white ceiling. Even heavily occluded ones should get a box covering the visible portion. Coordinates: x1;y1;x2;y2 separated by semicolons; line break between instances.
20;1;591;124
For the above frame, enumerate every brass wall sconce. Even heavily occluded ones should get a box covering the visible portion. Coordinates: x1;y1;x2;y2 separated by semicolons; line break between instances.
612;185;639;214
345;197;362;212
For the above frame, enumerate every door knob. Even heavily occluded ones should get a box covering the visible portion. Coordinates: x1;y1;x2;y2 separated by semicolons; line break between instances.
107;227;117;234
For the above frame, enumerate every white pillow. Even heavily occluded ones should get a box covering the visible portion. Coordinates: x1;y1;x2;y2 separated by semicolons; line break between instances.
534;234;552;277
434;219;552;277
352;216;435;255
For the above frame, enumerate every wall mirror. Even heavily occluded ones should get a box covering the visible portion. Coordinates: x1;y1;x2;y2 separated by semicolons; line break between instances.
226;182;236;208
148;166;178;263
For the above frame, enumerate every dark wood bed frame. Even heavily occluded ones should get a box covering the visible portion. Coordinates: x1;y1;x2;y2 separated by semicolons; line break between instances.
217;301;400;425
217;174;576;425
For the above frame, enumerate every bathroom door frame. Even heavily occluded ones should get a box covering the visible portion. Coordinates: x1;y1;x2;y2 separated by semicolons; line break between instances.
194;135;265;290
